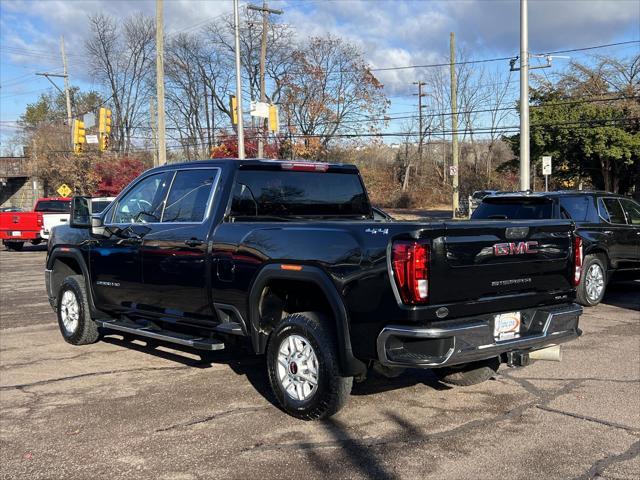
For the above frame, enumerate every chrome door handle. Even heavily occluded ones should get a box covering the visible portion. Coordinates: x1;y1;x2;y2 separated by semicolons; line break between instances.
603;230;613;235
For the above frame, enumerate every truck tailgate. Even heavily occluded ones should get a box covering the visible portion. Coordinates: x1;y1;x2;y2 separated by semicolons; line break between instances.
0;212;42;239
428;220;574;305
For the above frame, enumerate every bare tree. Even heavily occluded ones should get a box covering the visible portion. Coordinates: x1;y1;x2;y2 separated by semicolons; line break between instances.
165;33;208;160
86;14;155;153
281;35;389;152
203;8;296;125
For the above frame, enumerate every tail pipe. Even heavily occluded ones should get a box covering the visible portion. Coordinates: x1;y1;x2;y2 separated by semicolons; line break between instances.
507;345;562;367
529;345;562;362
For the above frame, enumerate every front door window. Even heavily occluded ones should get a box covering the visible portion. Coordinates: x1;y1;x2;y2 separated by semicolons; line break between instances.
112;172;172;224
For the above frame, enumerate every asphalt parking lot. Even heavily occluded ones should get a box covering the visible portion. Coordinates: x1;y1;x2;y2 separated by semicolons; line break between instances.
1;246;638;480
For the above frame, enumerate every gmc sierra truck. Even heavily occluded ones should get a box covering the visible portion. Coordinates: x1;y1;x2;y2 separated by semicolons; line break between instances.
45;159;583;419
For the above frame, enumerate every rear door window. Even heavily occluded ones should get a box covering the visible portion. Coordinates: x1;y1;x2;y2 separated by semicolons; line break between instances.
162;169;218;223
620;199;640;225
599;198;627;224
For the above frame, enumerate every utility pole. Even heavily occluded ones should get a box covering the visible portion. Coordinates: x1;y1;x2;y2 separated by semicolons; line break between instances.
234;0;246;159
442;111;446;185
413;81;426;173
156;0;167;165
60;36;72;129
450;32;459;218
248;1;283;158
150;97;158;167
519;0;530;191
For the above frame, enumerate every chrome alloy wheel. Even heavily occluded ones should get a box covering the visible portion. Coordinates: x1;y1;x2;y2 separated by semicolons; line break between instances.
60;290;80;335
276;334;319;401
585;263;605;302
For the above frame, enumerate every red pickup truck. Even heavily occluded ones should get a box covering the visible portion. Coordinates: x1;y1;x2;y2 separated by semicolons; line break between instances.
0;198;70;251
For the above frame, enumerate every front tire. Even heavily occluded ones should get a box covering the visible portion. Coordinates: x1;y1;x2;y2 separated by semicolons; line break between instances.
576;254;607;306
56;275;100;345
266;312;352;420
433;357;500;386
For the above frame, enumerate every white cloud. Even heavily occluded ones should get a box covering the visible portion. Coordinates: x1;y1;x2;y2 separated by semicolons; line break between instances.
1;0;638;96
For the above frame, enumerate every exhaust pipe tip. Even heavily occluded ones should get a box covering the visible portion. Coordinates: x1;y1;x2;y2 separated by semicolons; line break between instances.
529;345;562;362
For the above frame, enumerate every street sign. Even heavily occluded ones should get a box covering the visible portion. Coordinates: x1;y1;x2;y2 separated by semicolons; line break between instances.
542;156;552;175
449;165;458;176
86;134;99;144
57;184;72;197
250;101;270;118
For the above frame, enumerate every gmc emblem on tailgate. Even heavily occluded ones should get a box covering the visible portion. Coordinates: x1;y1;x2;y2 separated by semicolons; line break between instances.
493;241;539;256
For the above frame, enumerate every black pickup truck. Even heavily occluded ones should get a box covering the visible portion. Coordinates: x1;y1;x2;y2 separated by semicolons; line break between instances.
46;159;583;419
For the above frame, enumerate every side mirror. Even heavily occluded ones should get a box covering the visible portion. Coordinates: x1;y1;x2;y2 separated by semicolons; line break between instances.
70;196;92;228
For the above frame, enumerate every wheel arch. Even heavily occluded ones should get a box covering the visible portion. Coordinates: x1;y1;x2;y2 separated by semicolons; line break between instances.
248;263;366;377
584;246;611;270
48;248;101;317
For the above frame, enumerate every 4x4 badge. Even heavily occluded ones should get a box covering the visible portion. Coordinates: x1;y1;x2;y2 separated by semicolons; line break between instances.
365;228;389;235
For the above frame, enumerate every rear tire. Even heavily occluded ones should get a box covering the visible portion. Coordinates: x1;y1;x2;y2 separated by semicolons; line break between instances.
56;275;100;345
433;357;500;386
576;254;607;306
267;312;352;420
4;241;24;251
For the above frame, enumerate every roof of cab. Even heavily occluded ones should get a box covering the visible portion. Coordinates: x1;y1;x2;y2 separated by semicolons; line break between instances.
146;158;359;173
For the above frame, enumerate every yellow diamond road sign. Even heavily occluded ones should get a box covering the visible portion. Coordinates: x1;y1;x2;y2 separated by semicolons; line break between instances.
57;184;72;197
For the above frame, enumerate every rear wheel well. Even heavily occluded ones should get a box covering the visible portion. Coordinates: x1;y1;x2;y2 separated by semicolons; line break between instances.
257;279;333;337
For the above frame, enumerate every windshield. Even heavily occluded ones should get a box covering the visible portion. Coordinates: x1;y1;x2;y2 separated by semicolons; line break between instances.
35;200;71;213
471;198;554;220
230;170;371;219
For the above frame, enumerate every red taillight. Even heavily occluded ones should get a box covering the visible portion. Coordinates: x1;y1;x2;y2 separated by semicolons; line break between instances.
573;235;583;286
281;162;329;172
391;241;429;304
37;214;43;227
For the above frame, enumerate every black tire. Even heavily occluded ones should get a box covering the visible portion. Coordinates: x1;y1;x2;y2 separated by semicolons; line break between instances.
56;275;100;345
4;241;24;251
266;312;353;420
576;254;607;307
433;357;500;386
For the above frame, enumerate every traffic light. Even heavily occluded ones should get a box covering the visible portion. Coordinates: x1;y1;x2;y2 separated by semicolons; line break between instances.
230;95;238;125
98;107;112;151
72;119;85;154
268;104;279;132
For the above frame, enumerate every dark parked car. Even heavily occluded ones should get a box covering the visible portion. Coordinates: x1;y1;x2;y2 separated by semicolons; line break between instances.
46;160;583;419
472;191;640;306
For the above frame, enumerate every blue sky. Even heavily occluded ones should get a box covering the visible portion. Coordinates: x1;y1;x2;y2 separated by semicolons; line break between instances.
1;0;639;152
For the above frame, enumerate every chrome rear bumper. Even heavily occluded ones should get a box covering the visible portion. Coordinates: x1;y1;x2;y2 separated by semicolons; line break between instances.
377;303;582;368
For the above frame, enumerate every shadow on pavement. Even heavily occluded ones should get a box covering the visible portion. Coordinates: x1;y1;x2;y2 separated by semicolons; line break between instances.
101;333;451;414
2;244;47;253
352;368;450;395
601;280;640;311
101;334;277;406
